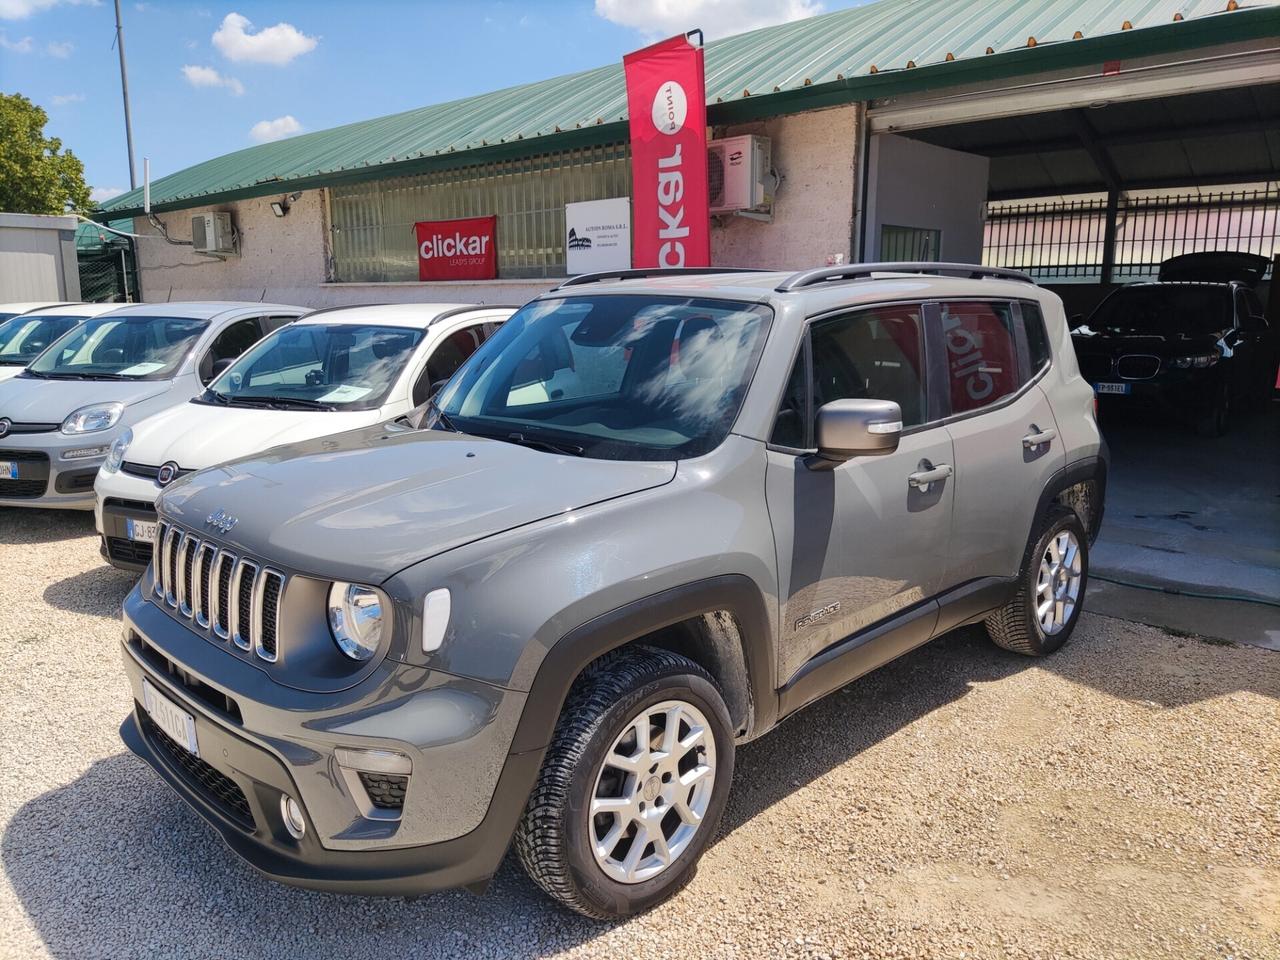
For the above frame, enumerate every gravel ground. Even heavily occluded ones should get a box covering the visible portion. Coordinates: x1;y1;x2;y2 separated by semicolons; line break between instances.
1;507;1277;960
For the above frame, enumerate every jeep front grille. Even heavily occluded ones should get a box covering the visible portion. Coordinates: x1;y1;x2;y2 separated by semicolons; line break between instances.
153;520;286;664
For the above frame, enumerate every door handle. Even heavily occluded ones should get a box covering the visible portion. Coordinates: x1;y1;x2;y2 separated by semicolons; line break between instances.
908;463;953;490
1022;426;1057;449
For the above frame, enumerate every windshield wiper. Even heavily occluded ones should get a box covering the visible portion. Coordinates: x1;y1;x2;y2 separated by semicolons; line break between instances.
493;432;586;457
41;371;131;381
426;397;460;433
200;389;231;405
0;359;26;366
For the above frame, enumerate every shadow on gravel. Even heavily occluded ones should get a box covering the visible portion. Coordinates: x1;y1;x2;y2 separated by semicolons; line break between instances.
42;565;138;619
5;621;1275;959
0;508;95;545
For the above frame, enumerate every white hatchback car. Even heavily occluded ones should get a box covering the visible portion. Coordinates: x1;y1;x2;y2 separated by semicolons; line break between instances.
0;301;306;512
0;303;130;383
95;302;514;570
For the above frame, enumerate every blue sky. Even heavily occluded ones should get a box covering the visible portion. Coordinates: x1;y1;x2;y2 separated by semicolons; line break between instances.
0;0;869;205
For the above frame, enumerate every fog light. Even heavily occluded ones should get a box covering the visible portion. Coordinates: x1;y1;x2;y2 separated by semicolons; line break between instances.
280;794;306;840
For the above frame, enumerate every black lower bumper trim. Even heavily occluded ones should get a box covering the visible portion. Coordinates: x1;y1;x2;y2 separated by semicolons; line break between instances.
120;710;542;897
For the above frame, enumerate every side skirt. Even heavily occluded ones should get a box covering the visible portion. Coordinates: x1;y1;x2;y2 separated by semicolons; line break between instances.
776;576;1017;719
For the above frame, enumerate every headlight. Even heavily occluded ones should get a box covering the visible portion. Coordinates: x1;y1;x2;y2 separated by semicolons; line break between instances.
1171;353;1218;369
62;402;124;435
102;428;132;474
327;582;387;661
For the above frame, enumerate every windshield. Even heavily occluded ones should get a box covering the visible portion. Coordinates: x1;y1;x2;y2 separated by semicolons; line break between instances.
0;314;87;365
27;314;207;380
1084;286;1233;338
0;312;19;324
202;322;425;411
436;295;772;461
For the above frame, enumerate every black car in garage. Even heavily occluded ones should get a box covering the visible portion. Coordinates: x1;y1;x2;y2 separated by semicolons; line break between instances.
1071;253;1275;435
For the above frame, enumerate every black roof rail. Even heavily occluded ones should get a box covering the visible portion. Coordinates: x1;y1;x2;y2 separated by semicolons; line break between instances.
775;262;1035;293
554;267;769;290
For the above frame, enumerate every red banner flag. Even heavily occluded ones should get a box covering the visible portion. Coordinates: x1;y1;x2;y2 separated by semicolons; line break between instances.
415;216;498;281
623;33;710;269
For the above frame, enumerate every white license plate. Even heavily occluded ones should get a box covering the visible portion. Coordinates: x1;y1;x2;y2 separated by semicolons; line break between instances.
0;461;16;480
1095;382;1130;395
126;518;159;542
142;678;199;757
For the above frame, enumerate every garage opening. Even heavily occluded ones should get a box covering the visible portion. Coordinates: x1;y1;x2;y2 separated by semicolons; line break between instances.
863;72;1280;643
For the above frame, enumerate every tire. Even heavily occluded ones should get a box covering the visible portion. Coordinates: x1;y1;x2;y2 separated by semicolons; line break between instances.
515;646;735;919
985;505;1089;657
1194;383;1230;437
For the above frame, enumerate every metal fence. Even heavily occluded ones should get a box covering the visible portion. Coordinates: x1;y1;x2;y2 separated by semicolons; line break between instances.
983;186;1279;282
329;142;631;282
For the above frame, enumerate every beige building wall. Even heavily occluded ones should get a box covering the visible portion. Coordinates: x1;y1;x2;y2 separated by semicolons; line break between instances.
133;104;861;308
711;105;859;270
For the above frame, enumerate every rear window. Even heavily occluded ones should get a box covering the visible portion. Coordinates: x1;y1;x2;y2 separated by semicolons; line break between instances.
1088;286;1232;338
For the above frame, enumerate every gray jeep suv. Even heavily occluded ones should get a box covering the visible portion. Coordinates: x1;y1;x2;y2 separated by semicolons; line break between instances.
118;264;1107;919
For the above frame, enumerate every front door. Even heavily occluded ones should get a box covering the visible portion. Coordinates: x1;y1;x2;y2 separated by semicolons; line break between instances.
765;303;953;685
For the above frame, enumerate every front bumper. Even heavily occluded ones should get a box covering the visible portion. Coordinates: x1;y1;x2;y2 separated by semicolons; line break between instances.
0;431;106;509
118;584;537;896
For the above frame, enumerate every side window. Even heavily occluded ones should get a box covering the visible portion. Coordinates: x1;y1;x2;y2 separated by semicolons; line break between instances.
770;348;809;448
261;314;298;334
810;305;927;428
200;317;265;384
1021;301;1052;373
940;301;1021;415
414;325;484;406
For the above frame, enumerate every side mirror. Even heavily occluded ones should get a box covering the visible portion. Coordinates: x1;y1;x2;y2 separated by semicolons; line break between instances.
810;399;902;469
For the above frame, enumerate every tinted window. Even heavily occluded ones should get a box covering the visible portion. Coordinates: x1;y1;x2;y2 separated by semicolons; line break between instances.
1238;289;1267;331
27;314;208;381
209;323;425;411
201;318;264;382
438;295;772;461
941;301;1020;415
770;348;809;448
1022;301;1052;372
418;326;485;405
1087;285;1232;337
811;305;927;428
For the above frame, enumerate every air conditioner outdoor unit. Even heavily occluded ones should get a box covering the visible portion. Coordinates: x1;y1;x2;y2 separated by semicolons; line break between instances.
192;212;236;255
707;135;772;214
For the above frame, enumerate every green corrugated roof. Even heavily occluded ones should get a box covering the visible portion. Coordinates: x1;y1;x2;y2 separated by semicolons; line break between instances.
98;0;1280;218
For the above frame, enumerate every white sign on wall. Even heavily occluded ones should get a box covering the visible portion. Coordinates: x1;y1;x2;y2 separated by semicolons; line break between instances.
565;198;632;275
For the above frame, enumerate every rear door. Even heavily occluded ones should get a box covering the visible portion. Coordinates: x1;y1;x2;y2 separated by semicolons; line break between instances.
940;300;1065;587
765;302;953;685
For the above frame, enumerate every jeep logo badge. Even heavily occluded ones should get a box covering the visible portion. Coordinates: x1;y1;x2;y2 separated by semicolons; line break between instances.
206;509;237;533
0;418;9;439
156;461;180;487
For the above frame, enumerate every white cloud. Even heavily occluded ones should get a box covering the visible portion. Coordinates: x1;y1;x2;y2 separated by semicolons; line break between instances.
45;38;70;56
212;12;316;65
0;0;97;19
90;186;124;202
0;31;32;51
50;92;84;105
249;115;302;143
181;63;244;95
594;0;822;40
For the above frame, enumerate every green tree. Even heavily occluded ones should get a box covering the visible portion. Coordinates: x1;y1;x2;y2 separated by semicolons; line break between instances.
0;91;93;216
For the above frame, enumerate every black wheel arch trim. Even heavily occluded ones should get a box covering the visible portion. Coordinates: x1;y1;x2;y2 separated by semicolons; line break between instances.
508;574;776;756
1035;453;1108;545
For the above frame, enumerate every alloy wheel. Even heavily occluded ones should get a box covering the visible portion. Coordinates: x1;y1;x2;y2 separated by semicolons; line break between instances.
589;699;717;884
1036;529;1083;636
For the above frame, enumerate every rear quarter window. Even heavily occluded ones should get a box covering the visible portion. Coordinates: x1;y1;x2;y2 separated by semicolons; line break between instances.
1021;302;1052;373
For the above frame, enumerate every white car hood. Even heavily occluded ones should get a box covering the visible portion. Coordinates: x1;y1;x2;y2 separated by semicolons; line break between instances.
127;400;381;470
0;367;23;383
0;376;169;422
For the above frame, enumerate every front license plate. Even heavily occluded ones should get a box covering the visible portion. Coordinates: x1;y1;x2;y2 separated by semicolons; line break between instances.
142;678;199;757
126;518;159;543
1094;382;1130;395
0;461;16;480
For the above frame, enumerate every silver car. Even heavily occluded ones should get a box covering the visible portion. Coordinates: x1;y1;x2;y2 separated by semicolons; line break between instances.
0;301;305;509
117;265;1106;918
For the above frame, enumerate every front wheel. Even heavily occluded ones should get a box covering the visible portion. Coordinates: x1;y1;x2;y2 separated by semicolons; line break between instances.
985;505;1089;656
515;646;735;919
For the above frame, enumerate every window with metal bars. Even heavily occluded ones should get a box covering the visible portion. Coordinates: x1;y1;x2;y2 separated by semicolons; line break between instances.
329;143;631;282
